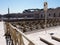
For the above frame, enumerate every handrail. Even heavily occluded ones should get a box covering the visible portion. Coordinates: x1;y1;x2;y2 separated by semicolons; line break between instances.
8;23;35;45
9;23;33;43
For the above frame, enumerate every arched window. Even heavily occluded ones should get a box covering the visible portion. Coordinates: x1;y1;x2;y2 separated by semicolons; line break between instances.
59;13;60;17
54;13;56;17
41;14;43;18
49;13;51;16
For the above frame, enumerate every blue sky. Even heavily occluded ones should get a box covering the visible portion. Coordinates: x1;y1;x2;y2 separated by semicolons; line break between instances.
0;0;60;14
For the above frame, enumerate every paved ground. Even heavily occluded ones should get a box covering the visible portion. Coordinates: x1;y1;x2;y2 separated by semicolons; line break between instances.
24;26;60;45
0;21;6;45
0;21;60;45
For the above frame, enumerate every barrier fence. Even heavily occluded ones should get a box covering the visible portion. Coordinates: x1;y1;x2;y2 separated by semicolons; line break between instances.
4;22;35;45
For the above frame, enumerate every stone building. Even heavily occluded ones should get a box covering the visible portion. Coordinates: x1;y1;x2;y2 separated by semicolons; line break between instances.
0;7;59;22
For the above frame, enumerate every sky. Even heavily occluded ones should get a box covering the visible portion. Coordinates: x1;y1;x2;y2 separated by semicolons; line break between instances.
0;0;60;14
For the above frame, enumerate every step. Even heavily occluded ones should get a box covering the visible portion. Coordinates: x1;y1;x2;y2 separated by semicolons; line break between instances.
51;34;60;42
40;34;60;45
25;34;47;45
40;37;53;45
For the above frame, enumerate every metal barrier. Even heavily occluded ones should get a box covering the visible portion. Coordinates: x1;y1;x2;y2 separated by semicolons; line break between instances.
4;22;35;45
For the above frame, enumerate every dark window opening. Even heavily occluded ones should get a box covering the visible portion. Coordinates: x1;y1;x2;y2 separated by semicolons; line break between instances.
54;13;56;17
41;14;43;18
59;13;60;17
49;13;51;16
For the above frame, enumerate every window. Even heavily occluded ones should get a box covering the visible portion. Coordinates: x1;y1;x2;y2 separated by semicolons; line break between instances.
49;13;51;16
41;14;43;18
54;13;56;17
59;13;60;17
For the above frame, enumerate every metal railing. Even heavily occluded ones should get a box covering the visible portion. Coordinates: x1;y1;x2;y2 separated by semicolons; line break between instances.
4;22;35;45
